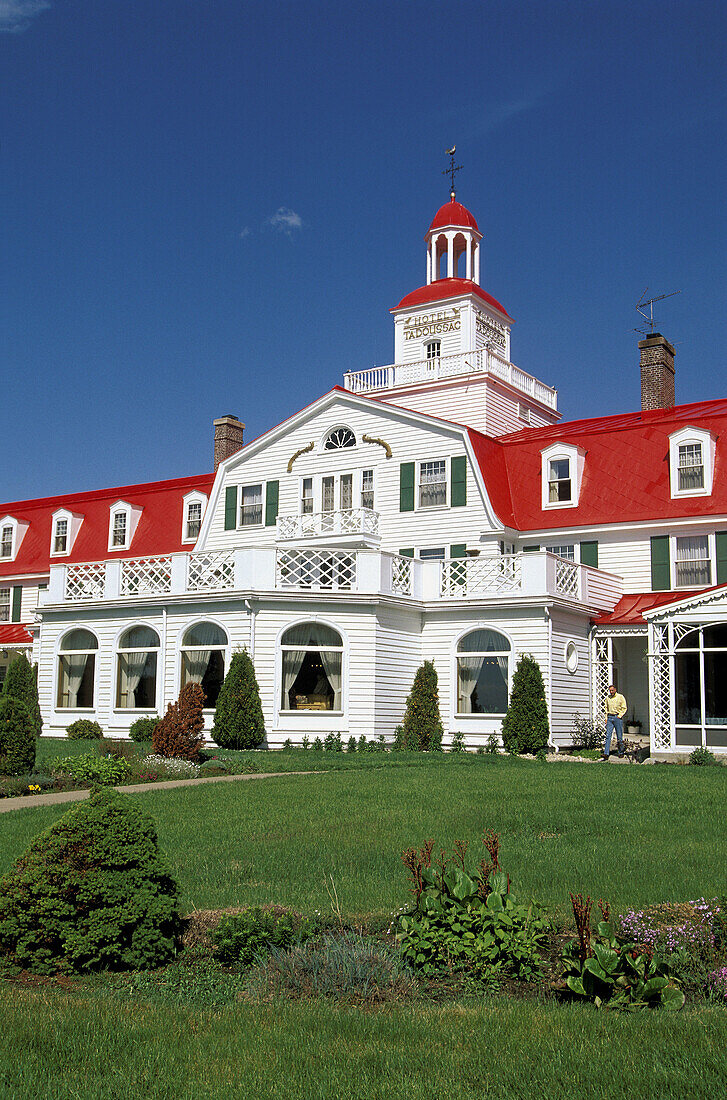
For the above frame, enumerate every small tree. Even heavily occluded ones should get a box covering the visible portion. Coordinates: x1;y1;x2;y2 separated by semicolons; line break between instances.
152;683;205;761
0;696;35;775
211;650;265;750
401;660;443;751
0;788;180;973
501;654;549;755
2;654;42;738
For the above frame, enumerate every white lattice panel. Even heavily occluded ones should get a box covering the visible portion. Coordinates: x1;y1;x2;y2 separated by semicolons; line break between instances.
555;558;580;598
65;562;106;601
276;549;356;590
187;551;235;591
276;509;379;540
120;556;172;596
650;624;672;750
441;555;521;597
391;556;413;596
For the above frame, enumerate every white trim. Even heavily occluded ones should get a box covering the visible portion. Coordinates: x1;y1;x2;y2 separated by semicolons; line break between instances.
671;532;715;590
449;622;513;732
0;515;29;563
272;616;349;733
50;508;84;558
320;424;357;453
112;620;162;714
107;500;143;552
53;626;99;714
540;443;585;510
668;426;715;499
181;491;208;544
174;615;231;711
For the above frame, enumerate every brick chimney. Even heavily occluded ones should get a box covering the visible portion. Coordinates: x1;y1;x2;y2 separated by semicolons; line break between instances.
213;414;245;471
639;333;675;411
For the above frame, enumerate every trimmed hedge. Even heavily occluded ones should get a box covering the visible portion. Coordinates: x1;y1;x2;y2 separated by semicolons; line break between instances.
0;696;35;776
66;719;103;740
2;654;42;738
129;716;160;743
212;651;265;750
400;661;443;751
501;653;549;755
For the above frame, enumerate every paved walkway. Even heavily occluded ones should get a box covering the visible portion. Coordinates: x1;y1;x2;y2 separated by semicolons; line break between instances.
0;770;319;814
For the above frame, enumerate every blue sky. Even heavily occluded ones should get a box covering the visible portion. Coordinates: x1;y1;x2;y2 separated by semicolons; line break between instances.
2;0;726;499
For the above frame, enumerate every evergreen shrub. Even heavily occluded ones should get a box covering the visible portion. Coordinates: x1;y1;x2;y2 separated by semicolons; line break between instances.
501;654;549;755
66;719;103;740
49;753;130;786
129;716;160;743
0;696;35;776
401;660;443;751
153;683;205;761
2;654;42;738
211;651;265;750
0;788;180;973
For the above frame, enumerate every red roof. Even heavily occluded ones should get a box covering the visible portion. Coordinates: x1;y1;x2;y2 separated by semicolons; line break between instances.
467;398;727;531
393;278;511;319
0;473;214;578
428;200;479;233
592;591;703;626
0;624;34;646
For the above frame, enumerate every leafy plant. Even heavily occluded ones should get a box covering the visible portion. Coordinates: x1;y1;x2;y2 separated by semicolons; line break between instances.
0;788;180;973
501;654;549;754
211;650;265;750
689;746;716;766
571;712;605;751
397;830;550;980
49;753;131;786
129;716;160;743
0;696;35;776
313;737;323;751
65;718;103;740
2;654;42;738
449;730;465;753
212;906;315;966
153;683;205;761
561;894;684;1010
324;732;343;752
346;736;357;753
485;734;500;754
401;661;444;751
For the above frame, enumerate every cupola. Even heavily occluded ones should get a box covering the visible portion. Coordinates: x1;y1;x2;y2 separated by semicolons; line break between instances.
425;190;483;284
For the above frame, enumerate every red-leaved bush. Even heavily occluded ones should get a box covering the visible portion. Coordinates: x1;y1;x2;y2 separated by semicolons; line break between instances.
152;683;205;761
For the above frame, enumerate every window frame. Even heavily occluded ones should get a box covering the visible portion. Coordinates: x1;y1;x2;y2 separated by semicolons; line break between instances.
0;516;27;562
451;625;513;728
669;427;715;499
0;587;10;623
425;340;441;361
0;525;13;559
107;501;141;552
178;619;230;711
239;483;264;528
113;623;161;713
672;533;714;589
181;491;208;543
55;628;99;712
274;619;349;733
541;443;585;510
418;458;448;510
322;426;356;452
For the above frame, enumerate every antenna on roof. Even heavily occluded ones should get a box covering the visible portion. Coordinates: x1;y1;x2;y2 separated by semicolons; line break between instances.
634;287;681;335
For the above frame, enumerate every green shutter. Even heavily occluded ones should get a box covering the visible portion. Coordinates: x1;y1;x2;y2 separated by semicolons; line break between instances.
523;544;540;553
451;456;467;507
399;462;415;512
650;535;670;591
580;540;599;568
11;587;22;622
398;548;414;558
224;486;237;531
716;532;727;585
450;544;467;558
265;480;279;526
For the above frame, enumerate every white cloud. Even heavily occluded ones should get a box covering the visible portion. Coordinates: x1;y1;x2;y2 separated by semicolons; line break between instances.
239;226;251;239
267;207;303;236
0;0;51;33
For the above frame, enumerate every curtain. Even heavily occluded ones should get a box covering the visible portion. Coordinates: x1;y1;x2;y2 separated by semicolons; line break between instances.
457;655;485;714
183;649;212;685
675;536;710;586
63;654;87;708
317;650;342;710
282;623;341;648
281;648;308;709
118;650;150;708
457;655;508;714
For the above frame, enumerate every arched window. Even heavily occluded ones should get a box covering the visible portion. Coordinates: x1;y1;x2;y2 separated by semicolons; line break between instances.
116;625;160;710
456;629;510;715
280;622;343;711
180;622;228;708
57;629;97;709
324;427;355;451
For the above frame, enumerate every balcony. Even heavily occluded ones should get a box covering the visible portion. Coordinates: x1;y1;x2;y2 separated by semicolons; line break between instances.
42;550;621;612
276;508;381;548
343;347;558;410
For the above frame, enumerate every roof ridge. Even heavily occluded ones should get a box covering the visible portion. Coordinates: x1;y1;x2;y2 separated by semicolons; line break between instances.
0;471;214;514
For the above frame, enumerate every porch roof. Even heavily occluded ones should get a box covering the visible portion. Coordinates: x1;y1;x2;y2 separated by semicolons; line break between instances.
0;624;33;646
592;590;703;626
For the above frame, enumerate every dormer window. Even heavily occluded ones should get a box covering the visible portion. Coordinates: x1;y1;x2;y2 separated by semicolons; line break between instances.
669;427;715;498
541;443;585;509
0;526;12;559
678;444;704;490
186;502;202;540
548;458;571;503
324;427;355;450
112;512;127;547
54;519;68;554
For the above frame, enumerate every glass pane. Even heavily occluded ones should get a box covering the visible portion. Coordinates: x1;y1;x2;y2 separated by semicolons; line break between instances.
182;649;225;708
457;656;508;714
322;477;334;512
675;626;700;650
705;728;727;748
675;652;701;724
282;649;341;710
704;651;727;725
57;653;95;708
119;626;160;649
116;651;157;708
281;622;342;648
340;474;353;511
60;628;98;652
183;622;227;647
458;629;510;653
703;624;727;649
675;726;701;746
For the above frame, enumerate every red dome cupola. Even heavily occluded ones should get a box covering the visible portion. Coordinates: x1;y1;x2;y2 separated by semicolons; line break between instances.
425;190;483;285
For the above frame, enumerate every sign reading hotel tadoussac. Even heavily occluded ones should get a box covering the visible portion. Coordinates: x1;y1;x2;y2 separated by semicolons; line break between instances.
403;308;461;341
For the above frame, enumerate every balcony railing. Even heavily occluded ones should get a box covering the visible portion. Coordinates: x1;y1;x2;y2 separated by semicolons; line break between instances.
343;348;558;410
47;550;621;611
276;508;380;541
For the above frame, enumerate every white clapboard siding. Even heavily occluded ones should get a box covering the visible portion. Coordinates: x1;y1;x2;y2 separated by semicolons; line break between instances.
595;535;653;593
548;610;592;744
373;607;423;737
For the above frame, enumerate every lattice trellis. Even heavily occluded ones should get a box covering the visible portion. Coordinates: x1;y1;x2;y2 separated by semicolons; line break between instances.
391;555;412;596
187;550;235;591
65;562;106;601
649;623;672;750
276;549;356;590
674;622;698;646
277;509;380;540
555;558;580;599
440;555;521;597
592;634;612;721
120;556;172;596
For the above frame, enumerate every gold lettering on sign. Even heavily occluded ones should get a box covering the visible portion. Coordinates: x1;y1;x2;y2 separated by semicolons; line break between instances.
403;307;461;342
475;312;507;349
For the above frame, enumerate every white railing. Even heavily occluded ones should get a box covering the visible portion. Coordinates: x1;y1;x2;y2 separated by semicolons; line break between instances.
187;550;235;591
554;557;580;599
120;556;173;596
391;555;413;596
276;508;380;540
65;562;106;601
441;555;522;597
344;348;558;409
275;548;357;591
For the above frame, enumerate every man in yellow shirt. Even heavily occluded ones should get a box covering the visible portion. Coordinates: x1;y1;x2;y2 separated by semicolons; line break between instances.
601;684;627;760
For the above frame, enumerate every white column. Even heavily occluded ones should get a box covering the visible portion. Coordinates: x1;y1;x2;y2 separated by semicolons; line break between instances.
465;237;472;280
474;242;480;284
426;248;431;285
447;233;454;278
430;238;437;282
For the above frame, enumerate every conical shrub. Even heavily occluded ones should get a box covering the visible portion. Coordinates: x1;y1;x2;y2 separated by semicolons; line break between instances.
212;650;265;749
501;653;549;754
401;660;443;751
0;696;35;775
0;788;180;973
2;654;42;738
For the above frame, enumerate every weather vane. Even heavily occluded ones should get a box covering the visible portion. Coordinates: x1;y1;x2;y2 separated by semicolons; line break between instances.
443;146;462;197
634;288;681;335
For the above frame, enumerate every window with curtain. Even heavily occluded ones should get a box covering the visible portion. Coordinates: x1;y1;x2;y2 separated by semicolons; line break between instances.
419;460;446;508
1;526;13;558
116;625;160;709
57;628;98;709
675;535;711;587
0;588;10;623
548;458;571;503
239;484;263;526
456;628;510;715
280;622;343;712
678;443;704;491
180;622;228;708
